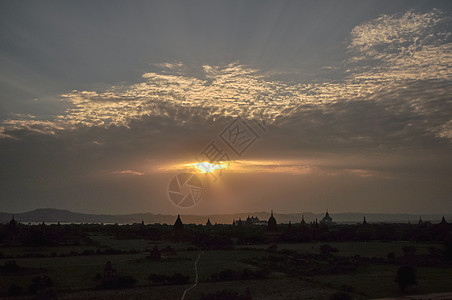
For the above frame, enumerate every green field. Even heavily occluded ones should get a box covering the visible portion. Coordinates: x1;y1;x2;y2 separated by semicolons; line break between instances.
241;241;440;257
0;238;450;299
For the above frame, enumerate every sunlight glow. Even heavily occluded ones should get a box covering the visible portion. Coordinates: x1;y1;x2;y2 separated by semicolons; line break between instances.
190;161;230;173
160;159;315;175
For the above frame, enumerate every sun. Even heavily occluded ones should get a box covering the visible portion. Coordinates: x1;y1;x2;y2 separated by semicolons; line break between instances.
188;161;230;173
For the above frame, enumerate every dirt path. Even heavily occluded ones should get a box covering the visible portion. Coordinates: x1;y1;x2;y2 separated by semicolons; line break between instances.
181;251;203;300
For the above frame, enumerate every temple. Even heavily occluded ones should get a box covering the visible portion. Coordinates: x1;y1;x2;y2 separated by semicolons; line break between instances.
267;210;278;232
320;210;334;225
173;214;184;231
265;210;282;243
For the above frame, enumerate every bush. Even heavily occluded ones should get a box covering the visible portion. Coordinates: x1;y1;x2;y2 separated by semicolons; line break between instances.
148;273;189;285
387;252;395;260
444;238;452;261
200;289;251;300
100;275;136;289
330;292;352;300
117;275;137;288
162;245;177;255
267;244;277;252
8;284;23;296
170;273;189;285
1;260;20;273
340;284;354;293
28;275;53;294
210;268;269;282
320;244;338;256
148;245;161;260
148;273;168;285
218;269;238;281
395;265;417;292
402;246;416;258
192;234;234;250
33;287;57;300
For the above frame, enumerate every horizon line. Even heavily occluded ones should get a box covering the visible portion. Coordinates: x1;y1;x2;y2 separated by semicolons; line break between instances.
1;207;452;217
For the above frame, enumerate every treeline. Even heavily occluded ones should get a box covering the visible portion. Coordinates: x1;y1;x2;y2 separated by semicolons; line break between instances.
0;222;92;246
279;222;451;243
1;220;451;248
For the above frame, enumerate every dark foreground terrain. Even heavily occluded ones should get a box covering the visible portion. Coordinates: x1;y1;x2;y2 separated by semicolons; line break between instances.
1;216;451;299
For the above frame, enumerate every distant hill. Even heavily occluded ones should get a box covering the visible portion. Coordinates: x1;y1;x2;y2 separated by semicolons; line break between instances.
0;208;450;225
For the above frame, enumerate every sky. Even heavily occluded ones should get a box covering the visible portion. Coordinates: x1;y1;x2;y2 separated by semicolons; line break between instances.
0;0;451;215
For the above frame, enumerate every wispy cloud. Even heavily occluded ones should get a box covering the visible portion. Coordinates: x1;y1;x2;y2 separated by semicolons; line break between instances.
1;10;450;145
106;169;144;176
349;10;451;81
159;159;393;178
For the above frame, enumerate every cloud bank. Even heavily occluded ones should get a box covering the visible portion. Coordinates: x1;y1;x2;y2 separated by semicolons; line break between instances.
1;10;451;146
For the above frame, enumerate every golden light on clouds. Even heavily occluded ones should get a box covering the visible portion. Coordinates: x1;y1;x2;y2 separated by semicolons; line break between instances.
1;9;451;142
156;158;398;180
161;159;314;175
162;161;230;174
192;161;229;173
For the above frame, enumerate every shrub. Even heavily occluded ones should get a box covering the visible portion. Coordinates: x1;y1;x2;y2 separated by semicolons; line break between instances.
100;275;137;289
8;284;23;296
402;246;416;257
200;289;251;300
33;287;57;300
210;268;269;282
28;275;53;294
148;273;189;285
320;244;338;256
162;245;177;255
168;273;189;285
267;244;277;252
148;273;168;285
116;275;137;288
330;292;352;300
1;260;20;273
395;265;417;292
387;252;395;260
340;284;354;293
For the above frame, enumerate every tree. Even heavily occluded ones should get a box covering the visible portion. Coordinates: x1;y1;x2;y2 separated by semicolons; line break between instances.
330;292;352;300
395;265;417;292
402;245;416;257
444;235;452;261
320;244;338;256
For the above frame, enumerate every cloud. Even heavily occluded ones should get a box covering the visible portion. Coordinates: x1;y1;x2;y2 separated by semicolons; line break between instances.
343;168;387;179
432;119;452;139
161;159;314;175
107;170;145;176
0;9;450;149
159;158;398;179
348;9;451;81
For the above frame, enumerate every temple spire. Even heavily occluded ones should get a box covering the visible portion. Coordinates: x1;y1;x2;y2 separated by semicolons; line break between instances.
173;214;184;230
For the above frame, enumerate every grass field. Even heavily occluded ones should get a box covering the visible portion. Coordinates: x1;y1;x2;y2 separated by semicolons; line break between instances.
0;238;450;299
313;264;452;298
241;241;441;257
55;278;337;300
